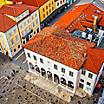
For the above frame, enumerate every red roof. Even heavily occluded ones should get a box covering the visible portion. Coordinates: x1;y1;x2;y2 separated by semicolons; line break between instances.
83;48;104;74
55;3;104;32
23;5;38;14
0;14;16;32
0;4;28;17
24;26;95;70
11;0;48;7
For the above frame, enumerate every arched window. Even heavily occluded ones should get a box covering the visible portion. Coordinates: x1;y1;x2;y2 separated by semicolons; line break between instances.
29;62;34;70
54;74;59;84
60;77;66;86
41;68;46;77
47;71;52;80
68;81;74;89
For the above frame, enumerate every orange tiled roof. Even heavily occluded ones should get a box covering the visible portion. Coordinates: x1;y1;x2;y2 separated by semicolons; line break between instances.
0;14;16;32
11;0;48;7
0;4;28;17
22;4;38;14
83;48;104;74
55;3;104;32
24;26;95;70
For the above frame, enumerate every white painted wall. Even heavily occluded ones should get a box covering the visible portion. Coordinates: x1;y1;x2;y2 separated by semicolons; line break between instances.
24;48;79;94
95;63;104;85
55;0;66;10
79;68;97;95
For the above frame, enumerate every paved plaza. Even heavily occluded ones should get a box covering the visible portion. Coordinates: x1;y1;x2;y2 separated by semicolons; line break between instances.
0;58;96;104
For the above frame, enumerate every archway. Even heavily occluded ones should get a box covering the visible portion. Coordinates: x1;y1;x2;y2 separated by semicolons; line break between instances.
29;62;34;70
68;81;74;90
35;65;40;73
60;77;66;86
41;68;46;77
47;71;53;80
54;74;59;84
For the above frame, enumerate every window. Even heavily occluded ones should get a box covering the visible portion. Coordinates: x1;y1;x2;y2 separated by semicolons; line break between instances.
13;29;17;34
36;19;38;24
9;32;12;37
22;13;24;17
37;28;39;33
32;15;34;20
33;23;35;27
80;79;84;82
27;19;30;24
11;39;14;45
14;49;16;52
49;3;51;7
21;31;24;36
20;25;22;29
15;35;19;41
27;53;31;58
87;82;91;86
46;11;48;15
43;14;45;18
54;64;57;70
35;13;37;17
34;31;36;34
40;58;43;63
18;45;20;49
23;41;25;44
61;68;65;73
24;22;26;26
57;2;59;6
33;55;37;60
88;73;93;79
49;9;51;13
52;1;53;4
69;71;73;77
81;69;86;75
46;6;48;10
43;8;45;12
52;7;54;11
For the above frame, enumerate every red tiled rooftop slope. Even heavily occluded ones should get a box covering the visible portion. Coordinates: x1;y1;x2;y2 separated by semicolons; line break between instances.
55;3;104;31
0;14;16;32
0;4;28;17
24;26;95;70
10;0;48;7
84;48;104;75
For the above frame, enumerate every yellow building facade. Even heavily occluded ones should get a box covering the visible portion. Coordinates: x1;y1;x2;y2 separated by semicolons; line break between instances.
5;25;22;57
39;0;55;22
0;15;22;58
0;4;40;44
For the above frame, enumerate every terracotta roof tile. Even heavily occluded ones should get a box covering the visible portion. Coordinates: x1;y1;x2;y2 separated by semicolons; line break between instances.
0;13;16;32
55;3;104;32
24;26;95;70
10;0;48;7
83;48;104;74
0;4;28;17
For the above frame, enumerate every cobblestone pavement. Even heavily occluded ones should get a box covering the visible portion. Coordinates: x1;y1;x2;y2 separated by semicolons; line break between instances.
0;61;68;104
0;59;96;104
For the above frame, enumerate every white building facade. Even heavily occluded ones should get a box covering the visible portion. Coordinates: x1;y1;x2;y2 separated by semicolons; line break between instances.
24;48;80;94
24;47;104;95
79;63;104;95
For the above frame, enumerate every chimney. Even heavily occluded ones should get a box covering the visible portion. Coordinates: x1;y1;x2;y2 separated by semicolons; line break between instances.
83;53;87;57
